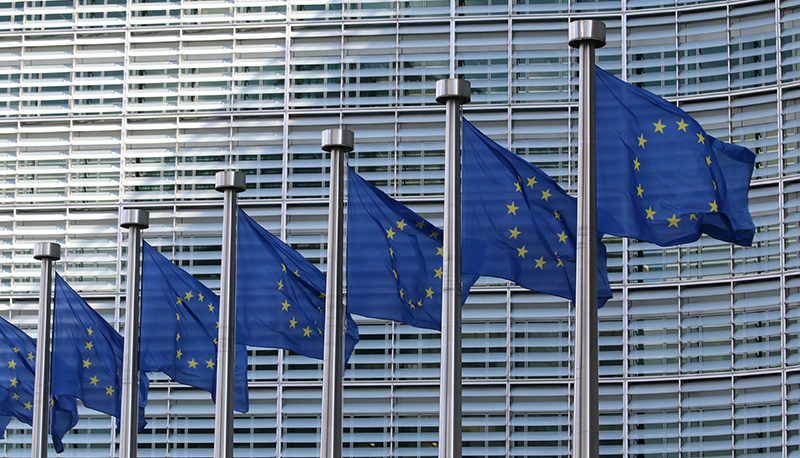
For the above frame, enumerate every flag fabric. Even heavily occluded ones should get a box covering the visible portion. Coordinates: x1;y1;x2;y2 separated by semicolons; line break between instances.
347;168;479;330
0;316;78;453
237;208;360;362
595;66;756;247
52;273;148;431
140;242;249;413
461;119;613;305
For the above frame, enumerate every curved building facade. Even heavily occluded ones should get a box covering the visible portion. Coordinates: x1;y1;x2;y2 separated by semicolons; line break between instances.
0;0;795;456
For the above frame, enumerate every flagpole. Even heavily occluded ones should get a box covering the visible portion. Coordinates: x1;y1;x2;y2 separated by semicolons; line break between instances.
320;128;353;458
119;209;150;458
31;242;60;458
214;170;246;458
568;20;605;458
435;78;470;458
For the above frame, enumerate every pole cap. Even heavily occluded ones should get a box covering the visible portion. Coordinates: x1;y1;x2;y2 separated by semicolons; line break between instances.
215;171;246;193
120;209;150;230
321;129;355;153
568;20;606;49
435;79;471;104
33;242;61;261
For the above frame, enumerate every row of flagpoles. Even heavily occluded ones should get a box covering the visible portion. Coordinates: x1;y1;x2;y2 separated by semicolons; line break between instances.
8;18;759;458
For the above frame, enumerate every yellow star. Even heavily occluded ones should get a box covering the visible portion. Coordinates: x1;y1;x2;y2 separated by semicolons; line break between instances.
12;393;18;400
514;181;522;192
434;267;443;279
175;313;180;321
7;360;15;369
393;270;398;278
303;326;312;337
86;328;93;336
188;359;198;369
277;280;283;290
83;358;92;368
509;226;521;239
397;219;407;231
552;210;561;220
633;157;641;171
416;300;422;308
436;247;443;256
637;184;644;197
10;377;17;387
318;292;326;299
27;352;34;361
176;333;180;341
667;214;681;227
697;132;705;144
85;341;94;350
557;256;564;268
709;200;718;212
690;213;698;220
105;386;115;396
176;296;183;305
517;246;528;258
415;221;425;229
389;247;394;257
399;289;404;299
24;401;32;410
541;189;551;201
557;231;568;243
706;155;711;166
653;120;665;133
645;206;656;220
676;118;688;132
425;287;434;298
90;376;99;386
534;257;546;269
408;300;415;309
206;359;215;369
507;202;519;215
430;230;441;239
184;291;193;301
208;303;214;313
293;269;300;277
214;338;218;344
527;176;537;188
281;300;291;311
386;227;395;239
198;293;204;302
289;317;297;328
637;134;647;148
713;180;717;190
176;349;182;359
281;263;287;272
11;347;18;353
216;321;219;329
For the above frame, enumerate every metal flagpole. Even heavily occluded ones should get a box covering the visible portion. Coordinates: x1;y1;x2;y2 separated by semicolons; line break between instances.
435;78;470;458
568;19;606;458
214;171;246;458
119;209;150;458
320;128;353;458
31;242;60;458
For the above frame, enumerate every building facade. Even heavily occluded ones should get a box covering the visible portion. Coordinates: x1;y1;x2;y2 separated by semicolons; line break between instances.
0;0;795;456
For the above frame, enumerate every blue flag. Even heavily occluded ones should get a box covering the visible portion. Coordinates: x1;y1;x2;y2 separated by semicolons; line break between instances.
462;119;613;305
52;274;148;431
595;66;756;247
140;242;249;413
237;208;360;362
0;316;78;453
347;168;479;330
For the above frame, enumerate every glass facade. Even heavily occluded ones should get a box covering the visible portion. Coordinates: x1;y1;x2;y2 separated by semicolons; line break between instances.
0;0;795;456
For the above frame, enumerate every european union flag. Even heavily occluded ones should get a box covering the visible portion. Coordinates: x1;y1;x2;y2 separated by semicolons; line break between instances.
595;66;756;247
347;169;479;330
52;273;148;431
237;209;360;362
462;119;613;305
0;316;78;453
140;242;249;413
